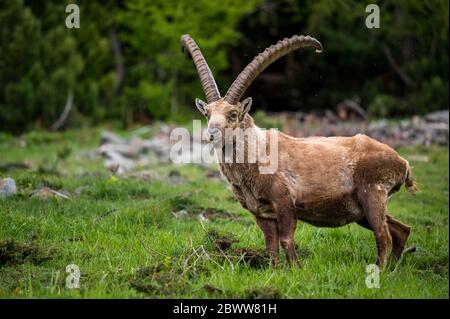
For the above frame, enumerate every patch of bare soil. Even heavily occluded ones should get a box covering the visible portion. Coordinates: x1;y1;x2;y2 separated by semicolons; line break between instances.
205;229;239;251
244;287;281;299
203;229;271;269
0;239;55;266
200;208;240;221
129;264;185;296
202;284;223;294
233;248;271;269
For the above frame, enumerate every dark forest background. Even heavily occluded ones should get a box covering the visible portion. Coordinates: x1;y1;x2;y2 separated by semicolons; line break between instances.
0;0;448;133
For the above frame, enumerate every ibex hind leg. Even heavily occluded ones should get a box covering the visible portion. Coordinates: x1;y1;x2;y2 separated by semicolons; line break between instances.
357;214;411;260
386;214;411;259
357;188;392;269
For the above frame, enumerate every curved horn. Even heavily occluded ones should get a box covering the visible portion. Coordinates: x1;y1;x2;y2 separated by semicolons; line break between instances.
180;34;221;103
224;35;323;105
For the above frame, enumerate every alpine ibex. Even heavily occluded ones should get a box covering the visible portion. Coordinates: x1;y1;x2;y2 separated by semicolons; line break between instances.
181;34;417;268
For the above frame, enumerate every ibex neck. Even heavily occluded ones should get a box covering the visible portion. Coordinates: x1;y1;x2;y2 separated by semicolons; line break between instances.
216;114;264;184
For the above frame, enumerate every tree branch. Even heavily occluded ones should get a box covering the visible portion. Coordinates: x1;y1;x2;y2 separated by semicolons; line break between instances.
51;90;73;131
379;41;416;88
110;30;125;95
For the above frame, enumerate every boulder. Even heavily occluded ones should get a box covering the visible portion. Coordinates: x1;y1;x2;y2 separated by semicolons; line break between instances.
0;177;17;198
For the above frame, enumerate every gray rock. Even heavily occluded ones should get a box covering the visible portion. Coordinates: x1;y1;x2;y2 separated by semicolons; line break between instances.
102;150;135;174
0;177;17;198
99;139;144;158
100;131;126;145
425;110;449;124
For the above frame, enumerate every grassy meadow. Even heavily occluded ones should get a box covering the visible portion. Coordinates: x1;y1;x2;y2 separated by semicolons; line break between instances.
0;127;448;298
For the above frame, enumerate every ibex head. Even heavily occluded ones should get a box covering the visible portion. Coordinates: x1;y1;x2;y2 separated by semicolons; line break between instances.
181;34;323;142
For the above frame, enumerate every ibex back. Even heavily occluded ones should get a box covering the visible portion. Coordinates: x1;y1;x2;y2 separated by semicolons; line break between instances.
181;34;417;269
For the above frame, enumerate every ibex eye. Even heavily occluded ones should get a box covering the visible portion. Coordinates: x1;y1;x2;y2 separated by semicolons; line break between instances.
229;113;238;121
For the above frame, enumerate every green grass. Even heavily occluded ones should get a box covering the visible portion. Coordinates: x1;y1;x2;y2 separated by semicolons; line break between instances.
0;128;448;298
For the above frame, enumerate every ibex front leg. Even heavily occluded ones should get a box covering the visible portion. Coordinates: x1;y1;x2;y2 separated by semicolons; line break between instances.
256;217;280;268
274;201;301;267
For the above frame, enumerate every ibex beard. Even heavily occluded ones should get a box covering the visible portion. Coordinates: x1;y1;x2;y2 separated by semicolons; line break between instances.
181;34;417;269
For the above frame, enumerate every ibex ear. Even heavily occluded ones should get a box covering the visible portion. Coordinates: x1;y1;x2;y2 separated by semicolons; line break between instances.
195;98;207;116
239;97;252;120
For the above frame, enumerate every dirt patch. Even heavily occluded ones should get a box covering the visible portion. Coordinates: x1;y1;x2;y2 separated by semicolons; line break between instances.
203;229;271;268
169;193;243;222
130;263;187;296
130;272;178;295
0;239;55;267
203;284;223;294
432;262;449;276
200;208;240;221
205;229;239;251
130;273;178;296
202;284;280;298
214;238;237;251
234;248;271;269
244;287;281;299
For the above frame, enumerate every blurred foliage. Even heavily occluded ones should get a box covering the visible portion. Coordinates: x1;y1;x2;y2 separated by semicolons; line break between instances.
252;110;283;130
117;0;259;123
235;0;448;115
0;0;117;133
0;0;448;133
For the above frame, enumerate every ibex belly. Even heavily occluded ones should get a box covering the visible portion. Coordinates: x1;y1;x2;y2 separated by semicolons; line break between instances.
295;194;364;227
